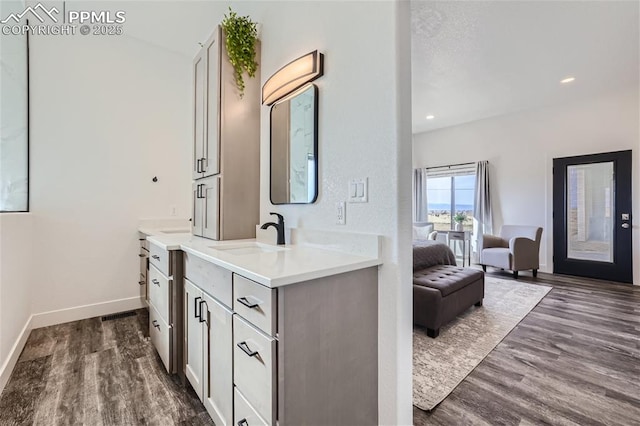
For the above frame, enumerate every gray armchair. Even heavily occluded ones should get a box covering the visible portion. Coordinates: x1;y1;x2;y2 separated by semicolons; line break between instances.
479;225;543;278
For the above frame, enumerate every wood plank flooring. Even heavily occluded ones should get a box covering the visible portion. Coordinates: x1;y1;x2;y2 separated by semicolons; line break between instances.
414;270;640;426
0;309;213;426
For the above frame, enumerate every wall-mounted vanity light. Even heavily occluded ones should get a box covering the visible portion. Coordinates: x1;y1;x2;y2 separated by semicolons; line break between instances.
262;50;324;105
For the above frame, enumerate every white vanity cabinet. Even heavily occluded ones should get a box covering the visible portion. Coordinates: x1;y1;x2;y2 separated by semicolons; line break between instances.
184;252;235;425
147;241;184;376
191;25;261;241
182;251;379;426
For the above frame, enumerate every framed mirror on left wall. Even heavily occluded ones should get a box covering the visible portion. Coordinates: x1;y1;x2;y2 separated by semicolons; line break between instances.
0;1;29;212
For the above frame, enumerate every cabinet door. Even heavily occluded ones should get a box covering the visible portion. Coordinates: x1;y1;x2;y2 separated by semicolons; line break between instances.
202;293;233;426
193;49;206;180
202;176;220;240
184;278;204;399
203;30;220;178
192;182;203;237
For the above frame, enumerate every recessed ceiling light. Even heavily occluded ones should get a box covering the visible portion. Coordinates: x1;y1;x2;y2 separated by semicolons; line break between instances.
426;115;435;120
560;77;575;84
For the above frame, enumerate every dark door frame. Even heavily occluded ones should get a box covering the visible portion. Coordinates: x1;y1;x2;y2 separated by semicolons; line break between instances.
552;150;633;283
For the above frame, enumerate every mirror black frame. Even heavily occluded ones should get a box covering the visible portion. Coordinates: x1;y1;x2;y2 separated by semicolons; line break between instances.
269;84;319;205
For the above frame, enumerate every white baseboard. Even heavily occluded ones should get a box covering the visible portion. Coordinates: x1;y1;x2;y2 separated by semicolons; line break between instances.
0;316;33;395
31;296;146;329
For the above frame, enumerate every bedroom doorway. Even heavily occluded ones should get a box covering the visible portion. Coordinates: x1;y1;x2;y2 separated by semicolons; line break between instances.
552;150;633;283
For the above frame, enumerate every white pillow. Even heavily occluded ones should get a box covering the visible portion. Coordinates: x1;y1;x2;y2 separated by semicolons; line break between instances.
413;224;433;240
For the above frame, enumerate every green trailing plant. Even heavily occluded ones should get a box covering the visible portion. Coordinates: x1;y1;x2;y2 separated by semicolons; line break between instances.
453;212;467;224
221;8;258;97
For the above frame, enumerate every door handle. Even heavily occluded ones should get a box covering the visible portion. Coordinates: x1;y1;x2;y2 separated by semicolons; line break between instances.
199;300;208;324
194;296;202;319
622;223;630;229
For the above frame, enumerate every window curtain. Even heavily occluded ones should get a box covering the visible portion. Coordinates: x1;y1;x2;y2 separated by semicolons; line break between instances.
413;168;428;222
473;161;493;235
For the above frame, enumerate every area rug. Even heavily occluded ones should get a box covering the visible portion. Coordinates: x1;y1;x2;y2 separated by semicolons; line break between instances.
413;277;552;411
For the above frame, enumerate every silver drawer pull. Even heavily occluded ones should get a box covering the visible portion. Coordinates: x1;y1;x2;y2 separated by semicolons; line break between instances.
152;255;160;260
238;420;248;426
138;254;146;258
236;296;259;309
152;320;160;330
152;279;160;286
237;341;259;357
138;280;145;286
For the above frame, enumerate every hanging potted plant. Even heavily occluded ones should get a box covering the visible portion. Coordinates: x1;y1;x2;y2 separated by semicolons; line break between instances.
221;8;259;98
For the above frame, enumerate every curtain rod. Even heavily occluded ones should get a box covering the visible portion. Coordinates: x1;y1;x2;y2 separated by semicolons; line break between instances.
424;161;478;171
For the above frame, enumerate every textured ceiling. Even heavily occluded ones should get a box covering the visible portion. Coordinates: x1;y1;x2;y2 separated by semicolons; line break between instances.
411;1;640;134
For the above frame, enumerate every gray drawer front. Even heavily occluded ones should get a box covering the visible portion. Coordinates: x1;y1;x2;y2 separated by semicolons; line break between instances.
183;251;232;308
233;274;276;335
149;243;170;277
233;316;276;425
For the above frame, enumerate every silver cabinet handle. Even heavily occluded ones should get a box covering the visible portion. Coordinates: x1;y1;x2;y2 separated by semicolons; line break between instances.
237;420;248;426
152;279;160;286
622;223;630;228
138;280;145;286
201;157;207;173
152;320;160;329
138;253;146;258
152;255;160;260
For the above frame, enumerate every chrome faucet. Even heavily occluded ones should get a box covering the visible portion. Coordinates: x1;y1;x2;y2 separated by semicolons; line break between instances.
260;212;286;245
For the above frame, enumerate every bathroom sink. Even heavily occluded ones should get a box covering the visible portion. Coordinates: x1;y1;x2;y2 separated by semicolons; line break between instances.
210;242;288;256
160;229;190;234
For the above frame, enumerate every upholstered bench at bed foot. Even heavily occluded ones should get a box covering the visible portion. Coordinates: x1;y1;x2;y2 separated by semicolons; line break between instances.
413;265;485;338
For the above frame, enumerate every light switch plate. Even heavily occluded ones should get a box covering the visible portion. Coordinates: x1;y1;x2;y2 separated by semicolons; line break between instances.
348;178;368;203
336;202;346;225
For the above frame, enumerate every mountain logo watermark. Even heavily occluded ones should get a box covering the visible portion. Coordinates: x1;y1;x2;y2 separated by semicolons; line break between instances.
1;2;126;36
0;3;59;24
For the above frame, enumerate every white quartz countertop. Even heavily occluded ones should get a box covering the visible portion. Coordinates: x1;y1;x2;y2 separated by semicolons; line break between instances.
144;232;381;288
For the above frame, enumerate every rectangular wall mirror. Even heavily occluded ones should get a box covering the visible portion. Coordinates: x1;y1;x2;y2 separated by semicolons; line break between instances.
0;1;29;212
270;84;318;204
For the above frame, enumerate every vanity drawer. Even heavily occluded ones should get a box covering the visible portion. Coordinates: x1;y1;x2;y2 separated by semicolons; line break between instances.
184;251;232;308
234;387;269;426
233;316;276;425
149;243;170;277
233;274;276;335
148;264;171;323
149;303;172;374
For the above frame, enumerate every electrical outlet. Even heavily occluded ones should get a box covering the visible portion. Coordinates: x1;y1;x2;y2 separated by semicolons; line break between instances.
336;202;346;225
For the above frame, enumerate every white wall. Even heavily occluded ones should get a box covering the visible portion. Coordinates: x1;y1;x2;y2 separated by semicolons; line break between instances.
413;87;640;283
28;4;192;315
0;214;33;391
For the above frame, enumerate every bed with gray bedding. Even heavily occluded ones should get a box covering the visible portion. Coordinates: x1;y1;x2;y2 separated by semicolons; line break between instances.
413;240;456;271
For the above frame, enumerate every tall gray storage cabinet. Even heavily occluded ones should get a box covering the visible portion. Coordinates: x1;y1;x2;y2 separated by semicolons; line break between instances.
192;26;260;240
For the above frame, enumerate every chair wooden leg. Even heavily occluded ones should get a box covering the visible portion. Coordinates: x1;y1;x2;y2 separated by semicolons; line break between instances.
513;270;519;279
533;269;538;277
